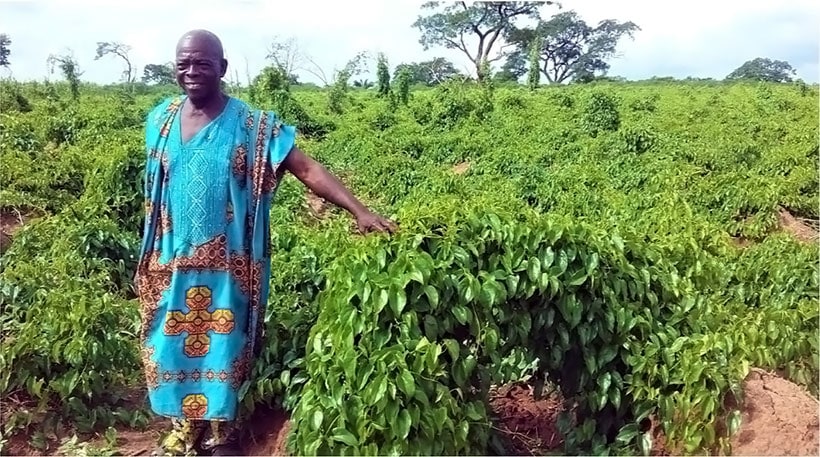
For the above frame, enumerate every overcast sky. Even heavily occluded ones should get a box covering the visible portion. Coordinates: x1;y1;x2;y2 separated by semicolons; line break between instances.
1;0;818;85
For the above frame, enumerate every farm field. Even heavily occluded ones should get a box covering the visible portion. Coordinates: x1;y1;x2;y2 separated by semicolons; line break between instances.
0;78;818;456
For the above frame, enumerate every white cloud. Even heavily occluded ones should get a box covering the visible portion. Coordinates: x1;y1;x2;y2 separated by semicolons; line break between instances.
1;0;817;84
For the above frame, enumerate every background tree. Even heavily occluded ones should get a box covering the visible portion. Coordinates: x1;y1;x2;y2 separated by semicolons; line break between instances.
141;63;175;85
328;52;371;114
0;34;11;68
494;52;527;82
377;53;391;97
726;57;797;83
266;35;304;84
413;1;552;81
353;79;374;89
526;39;540;90
506;10;639;84
394;66;412;105
47;51;82;100
395;58;461;86
94;41;135;83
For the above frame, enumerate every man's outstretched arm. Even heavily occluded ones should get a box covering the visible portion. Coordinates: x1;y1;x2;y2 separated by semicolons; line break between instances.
282;147;398;234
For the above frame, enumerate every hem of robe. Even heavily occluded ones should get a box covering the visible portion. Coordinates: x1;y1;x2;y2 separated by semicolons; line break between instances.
148;404;239;422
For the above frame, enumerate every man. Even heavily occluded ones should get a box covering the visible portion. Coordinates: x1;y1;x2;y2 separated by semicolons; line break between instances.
134;29;396;456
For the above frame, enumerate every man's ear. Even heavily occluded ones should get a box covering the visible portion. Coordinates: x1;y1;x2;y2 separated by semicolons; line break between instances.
220;59;229;77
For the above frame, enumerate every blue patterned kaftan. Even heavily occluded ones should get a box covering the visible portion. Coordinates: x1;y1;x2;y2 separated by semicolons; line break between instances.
134;95;295;421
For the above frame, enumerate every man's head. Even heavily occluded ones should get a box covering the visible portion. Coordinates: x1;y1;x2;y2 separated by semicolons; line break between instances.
175;29;227;103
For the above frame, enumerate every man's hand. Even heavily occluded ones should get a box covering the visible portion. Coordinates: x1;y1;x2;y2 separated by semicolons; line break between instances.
355;210;398;234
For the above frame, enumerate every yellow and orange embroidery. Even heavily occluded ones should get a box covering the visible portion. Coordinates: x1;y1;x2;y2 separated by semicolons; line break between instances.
182;393;208;419
164;286;235;357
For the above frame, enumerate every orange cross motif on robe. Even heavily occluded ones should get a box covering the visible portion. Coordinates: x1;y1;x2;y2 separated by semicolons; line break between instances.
164;286;235;357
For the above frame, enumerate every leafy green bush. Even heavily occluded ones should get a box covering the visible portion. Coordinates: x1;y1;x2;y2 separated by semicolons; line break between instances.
582;91;621;137
288;198;806;455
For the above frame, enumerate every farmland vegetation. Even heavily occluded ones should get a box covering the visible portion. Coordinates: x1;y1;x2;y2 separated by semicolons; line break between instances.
1;2;818;456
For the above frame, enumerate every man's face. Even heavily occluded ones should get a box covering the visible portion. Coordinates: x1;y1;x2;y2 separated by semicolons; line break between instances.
175;37;226;102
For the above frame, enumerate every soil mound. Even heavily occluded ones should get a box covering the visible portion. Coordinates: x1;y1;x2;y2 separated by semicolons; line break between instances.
729;368;819;456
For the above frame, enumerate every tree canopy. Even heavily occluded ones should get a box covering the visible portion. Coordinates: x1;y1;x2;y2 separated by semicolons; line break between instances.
726;57;797;83
395;58;462;86
142;63;174;85
0;34;10;68
412;1;553;81
505;10;639;84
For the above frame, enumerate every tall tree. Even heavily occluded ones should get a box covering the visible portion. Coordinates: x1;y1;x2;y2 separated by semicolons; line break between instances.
47;51;83;100
412;1;553;81
0;34;10;67
95;41;135;83
726;58;797;83
376;53;391;97
142;62;175;85
506;10;639;84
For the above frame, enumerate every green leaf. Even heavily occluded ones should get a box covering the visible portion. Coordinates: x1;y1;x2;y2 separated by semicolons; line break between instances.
465;402;483;420
541;247;555;269
444;339;460;362
409;268;424;285
668;336;686;354
639;432;653;456
598;345;618;368
584;349;597;375
397;409;412;440
484;327;498;353
527;256;541;282
423;315;439;340
331;427;358;446
462;279;475;302
567;268;588;286
608;387;621;410
397;369;416;397
423;285;439;308
505;275;520;296
453;305;470;324
586;252;599;275
389;283;407;316
598;372;612;393
312;410;324;431
615;423;639;445
727;410;742;436
375;289;389;313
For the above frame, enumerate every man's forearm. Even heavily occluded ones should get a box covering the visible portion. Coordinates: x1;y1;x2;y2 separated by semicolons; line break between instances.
303;160;369;218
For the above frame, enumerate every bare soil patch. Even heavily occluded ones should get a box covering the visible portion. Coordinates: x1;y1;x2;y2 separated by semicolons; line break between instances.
304;190;329;220
0;208;35;254
488;382;564;455
728;368;819;456
241;403;291;456
452;162;471;175
778;206;819;244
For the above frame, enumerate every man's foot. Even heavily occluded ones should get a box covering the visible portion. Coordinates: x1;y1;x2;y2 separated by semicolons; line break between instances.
153;419;207;456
